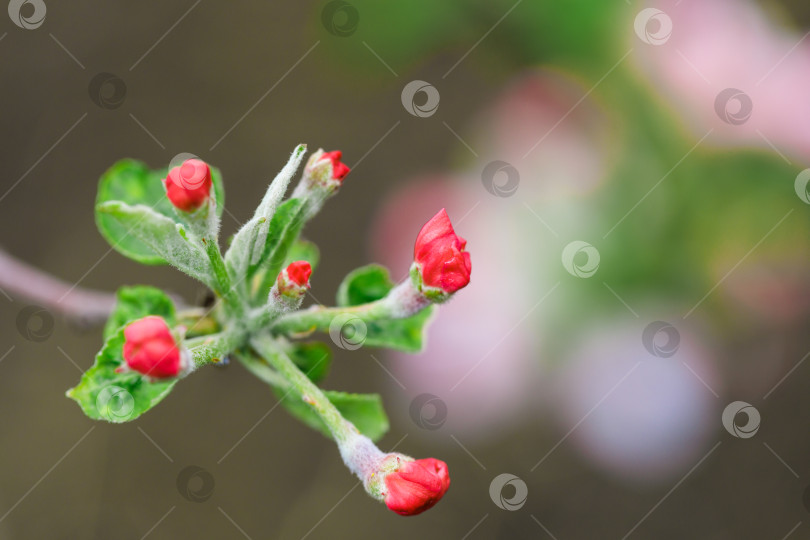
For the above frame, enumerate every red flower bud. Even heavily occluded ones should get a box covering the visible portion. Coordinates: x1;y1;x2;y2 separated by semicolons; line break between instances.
303;149;351;189
384;457;451;516
286;260;312;287
277;261;312;296
321;150;350;182
413;209;471;294
164;159;212;212
122;316;183;379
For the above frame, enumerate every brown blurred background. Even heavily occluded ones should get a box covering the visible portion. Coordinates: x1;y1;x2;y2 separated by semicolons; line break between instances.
2;1;810;538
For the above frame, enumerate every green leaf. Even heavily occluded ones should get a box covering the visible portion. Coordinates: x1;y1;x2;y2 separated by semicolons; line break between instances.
95;159;225;265
285;341;331;383
284;239;320;271
223;147;307;290
97;201;212;286
336;264;437;352
337;264;395;306
259;198;307;280
275;389;389;442
246;198;309;301
66;329;178;423
227;198;307;300
103;286;176;340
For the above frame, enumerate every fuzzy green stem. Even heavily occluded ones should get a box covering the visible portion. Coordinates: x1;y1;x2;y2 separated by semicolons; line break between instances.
176;308;221;338
237;351;290;389
250;333;355;444
186;330;245;368
203;238;244;317
271;280;429;336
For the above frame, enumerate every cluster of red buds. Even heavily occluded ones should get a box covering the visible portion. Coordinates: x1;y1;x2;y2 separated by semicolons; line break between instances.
75;146;471;517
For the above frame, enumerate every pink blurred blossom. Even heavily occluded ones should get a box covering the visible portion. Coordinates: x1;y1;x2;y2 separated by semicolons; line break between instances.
552;319;718;482
637;0;810;161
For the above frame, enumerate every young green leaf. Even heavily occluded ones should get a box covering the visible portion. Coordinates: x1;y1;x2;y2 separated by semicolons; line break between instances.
66;329;178;423
337;264;437;352
227;198;306;296
251;198;310;301
95;159;225;264
97;201;213;287
224;146;306;287
275;389;389;442
103;286;176;340
337;264;395;306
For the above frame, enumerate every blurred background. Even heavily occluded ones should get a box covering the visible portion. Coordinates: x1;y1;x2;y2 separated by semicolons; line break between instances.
1;0;810;538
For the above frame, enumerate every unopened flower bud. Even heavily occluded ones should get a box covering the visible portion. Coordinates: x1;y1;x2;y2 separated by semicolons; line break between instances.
268;261;312;313
412;209;471;299
122;316;185;378
379;455;450;516
278;261;311;296
302;149;350;190
339;432;450;516
164;159;212;212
